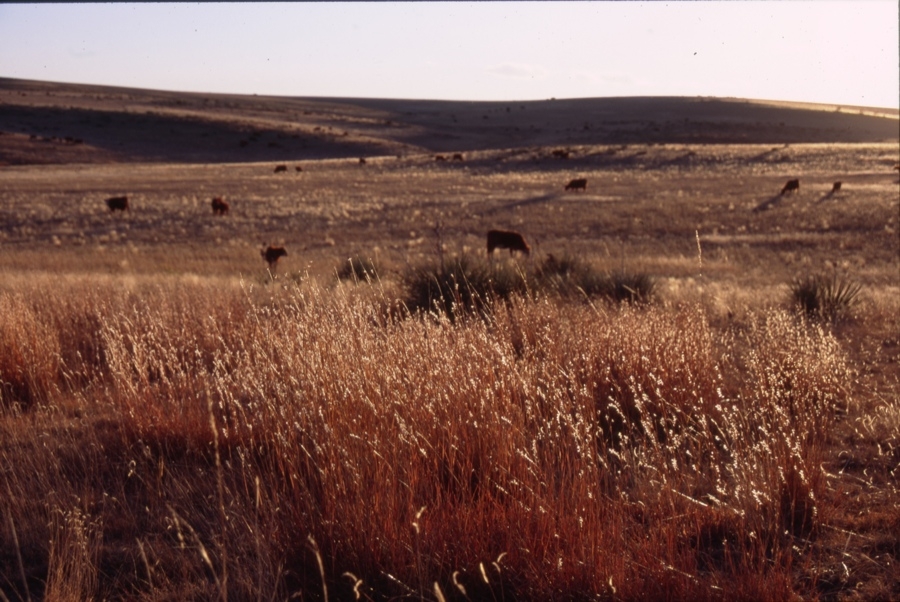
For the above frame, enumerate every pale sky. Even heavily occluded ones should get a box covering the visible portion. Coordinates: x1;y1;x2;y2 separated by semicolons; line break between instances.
1;2;897;108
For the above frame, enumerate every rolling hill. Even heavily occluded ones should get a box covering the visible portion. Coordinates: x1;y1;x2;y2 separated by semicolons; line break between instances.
0;77;897;166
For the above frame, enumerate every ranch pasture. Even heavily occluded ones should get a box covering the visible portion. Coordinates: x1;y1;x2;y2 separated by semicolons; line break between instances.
0;79;898;601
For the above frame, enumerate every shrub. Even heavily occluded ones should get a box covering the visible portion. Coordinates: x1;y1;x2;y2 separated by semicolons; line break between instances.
604;270;658;304
402;255;527;316
336;256;380;283
534;254;657;304
790;273;862;323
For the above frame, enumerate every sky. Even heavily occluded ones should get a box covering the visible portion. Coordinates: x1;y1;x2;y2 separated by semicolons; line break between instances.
1;2;898;109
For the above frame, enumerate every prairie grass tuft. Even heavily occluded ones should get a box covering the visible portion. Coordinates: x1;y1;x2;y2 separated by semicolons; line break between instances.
0;275;875;601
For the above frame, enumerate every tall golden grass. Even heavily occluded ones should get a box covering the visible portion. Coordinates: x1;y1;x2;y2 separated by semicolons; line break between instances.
0;275;875;600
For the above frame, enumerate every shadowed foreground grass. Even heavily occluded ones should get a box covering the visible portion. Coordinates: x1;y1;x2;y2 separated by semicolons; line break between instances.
0;276;895;601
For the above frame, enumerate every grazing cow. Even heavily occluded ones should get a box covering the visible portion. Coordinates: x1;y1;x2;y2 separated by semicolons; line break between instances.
435;155;447;162
274;164;288;173
832;181;842;193
552;149;570;159
261;245;287;270
487;230;530;257
211;197;230;215
295;165;303;172
105;196;129;212
781;179;800;195
359;158;367;165
565;178;588;191
452;153;464;161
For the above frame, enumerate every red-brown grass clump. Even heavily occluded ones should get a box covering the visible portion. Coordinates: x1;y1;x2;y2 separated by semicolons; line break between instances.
0;277;869;600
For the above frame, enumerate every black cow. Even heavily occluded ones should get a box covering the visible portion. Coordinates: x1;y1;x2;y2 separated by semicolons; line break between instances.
105;196;129;212
487;230;530;257
452;153;464;161
274;165;288;173
261;246;288;270
565;178;587;191
832;181;842;193
211;197;230;215
781;179;800;195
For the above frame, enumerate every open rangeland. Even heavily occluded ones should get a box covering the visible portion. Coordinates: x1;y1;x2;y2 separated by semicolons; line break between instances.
0;79;898;601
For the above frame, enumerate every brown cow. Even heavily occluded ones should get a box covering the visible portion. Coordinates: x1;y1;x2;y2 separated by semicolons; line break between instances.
295;165;303;172
274;164;288;173
781;179;800;195
552;149;570;159
487;230;530;257
359;158;367;165
452;153;464;161
832;181;842;193
211;197;230;215
565;178;587;191
105;196;129;212
261;245;288;270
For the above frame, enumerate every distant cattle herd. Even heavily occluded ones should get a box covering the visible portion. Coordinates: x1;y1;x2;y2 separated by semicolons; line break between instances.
96;159;873;271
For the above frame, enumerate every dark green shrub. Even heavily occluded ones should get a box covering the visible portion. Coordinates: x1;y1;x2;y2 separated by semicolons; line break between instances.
403;255;527;317
791;274;861;323
604;270;658;304
337;257;380;282
533;254;656;304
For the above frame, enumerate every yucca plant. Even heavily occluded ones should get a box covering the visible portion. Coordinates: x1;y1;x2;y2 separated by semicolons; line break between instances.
791;273;862;323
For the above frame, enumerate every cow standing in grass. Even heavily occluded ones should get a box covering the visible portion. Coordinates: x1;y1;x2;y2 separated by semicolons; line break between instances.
487;230;530;257
211;197;229;215
565;178;588;191
832;181;842;193
261;246;287;271
274;165;287;173
781;179;800;195
105;196;128;212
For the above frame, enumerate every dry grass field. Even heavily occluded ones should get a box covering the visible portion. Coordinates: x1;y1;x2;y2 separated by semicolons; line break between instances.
0;78;898;601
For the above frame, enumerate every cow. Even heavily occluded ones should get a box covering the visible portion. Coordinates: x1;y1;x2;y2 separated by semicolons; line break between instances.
211;197;230;215
105;196;129;212
832;181;842;193
359;158;367;165
435;155;447;162
552;149;570;159
781;179;800;195
565;178;588;191
274;165;288;173
452;153;464;161
295;165;303;172
487;230;530;257
261;245;287;270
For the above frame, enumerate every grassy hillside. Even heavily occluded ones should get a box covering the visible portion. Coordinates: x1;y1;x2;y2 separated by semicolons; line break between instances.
1;77;897;165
